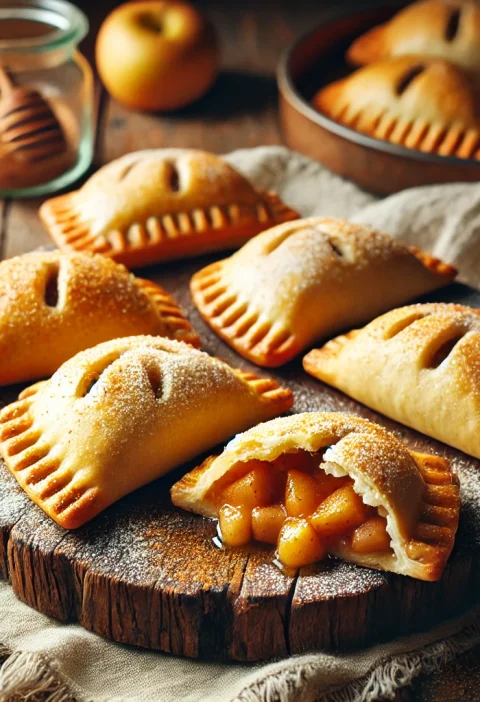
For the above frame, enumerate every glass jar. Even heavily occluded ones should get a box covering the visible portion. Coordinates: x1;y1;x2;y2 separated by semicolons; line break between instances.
0;0;93;197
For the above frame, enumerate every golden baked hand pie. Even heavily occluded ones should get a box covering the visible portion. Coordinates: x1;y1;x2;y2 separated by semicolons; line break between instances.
347;0;480;73
39;149;299;268
314;56;480;159
0;336;293;529
190;217;456;367
0;251;199;386
304;303;480;458
171;412;459;581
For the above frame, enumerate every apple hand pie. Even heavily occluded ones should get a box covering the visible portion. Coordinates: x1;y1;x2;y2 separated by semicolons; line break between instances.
39;149;299;268
347;0;480;74
0;251;199;386
0;336;293;529
191;217;456;367
171;412;459;582
314;56;480;159
304;303;480;459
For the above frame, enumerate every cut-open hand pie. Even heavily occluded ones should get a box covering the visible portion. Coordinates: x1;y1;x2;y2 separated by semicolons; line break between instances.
304;303;480;459
39;149;299;268
191;217;456;367
314;56;480;159
0;336;293;529
171;412;459;581
348;0;480;74
0;251;199;386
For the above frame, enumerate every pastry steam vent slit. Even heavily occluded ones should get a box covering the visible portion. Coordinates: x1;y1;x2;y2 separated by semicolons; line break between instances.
166;161;181;193
445;8;461;42
424;332;465;368
145;364;163;399
79;353;123;397
383;311;428;340
326;237;344;258
117;158;143;182
44;262;60;308
264;225;299;254
396;64;425;96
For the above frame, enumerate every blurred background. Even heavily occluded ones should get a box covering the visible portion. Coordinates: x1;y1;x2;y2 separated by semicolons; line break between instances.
72;0;384;161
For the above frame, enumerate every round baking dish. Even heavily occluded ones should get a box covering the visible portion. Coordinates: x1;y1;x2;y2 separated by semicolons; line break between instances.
277;3;480;195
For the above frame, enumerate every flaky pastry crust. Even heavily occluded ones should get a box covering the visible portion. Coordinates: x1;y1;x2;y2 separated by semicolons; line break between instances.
348;0;480;73
304;303;480;458
171;412;459;581
190;217;456;367
0;251;199;386
314;56;480;159
0;336;293;529
39;149;299;268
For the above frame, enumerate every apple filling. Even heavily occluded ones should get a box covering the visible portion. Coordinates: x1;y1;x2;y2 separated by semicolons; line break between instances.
209;451;393;568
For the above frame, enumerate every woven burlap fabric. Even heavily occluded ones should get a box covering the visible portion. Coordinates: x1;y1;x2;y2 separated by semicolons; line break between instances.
2;146;480;702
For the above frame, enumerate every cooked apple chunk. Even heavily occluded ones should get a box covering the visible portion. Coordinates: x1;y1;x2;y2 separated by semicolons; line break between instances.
285;469;320;518
221;461;276;511
351;517;391;554
252;504;286;544
277;517;327;568
219;504;252;546
310;485;372;537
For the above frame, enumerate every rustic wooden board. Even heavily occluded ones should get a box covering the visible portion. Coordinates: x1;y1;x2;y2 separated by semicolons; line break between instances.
1;268;479;662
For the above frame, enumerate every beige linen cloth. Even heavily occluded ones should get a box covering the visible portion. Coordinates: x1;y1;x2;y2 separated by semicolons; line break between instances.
2;146;480;702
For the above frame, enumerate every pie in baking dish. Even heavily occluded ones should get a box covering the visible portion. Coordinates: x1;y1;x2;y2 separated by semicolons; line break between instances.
171;412;460;581
347;0;480;74
39;149;299;268
304;303;480;458
314;56;480;159
0;336;293;529
190;217;456;367
0;251;199;386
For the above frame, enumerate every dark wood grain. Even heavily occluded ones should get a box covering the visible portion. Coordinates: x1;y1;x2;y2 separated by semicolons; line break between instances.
1;0;479;696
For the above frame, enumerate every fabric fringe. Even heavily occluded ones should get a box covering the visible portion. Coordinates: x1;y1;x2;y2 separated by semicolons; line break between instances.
0;646;77;702
1;617;480;702
235;616;480;702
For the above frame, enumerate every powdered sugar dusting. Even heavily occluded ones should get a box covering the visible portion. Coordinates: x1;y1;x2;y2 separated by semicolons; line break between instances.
222;218;419;318
0;251;194;385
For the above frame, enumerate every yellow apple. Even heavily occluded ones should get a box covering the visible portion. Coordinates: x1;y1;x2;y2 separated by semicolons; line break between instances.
95;0;219;112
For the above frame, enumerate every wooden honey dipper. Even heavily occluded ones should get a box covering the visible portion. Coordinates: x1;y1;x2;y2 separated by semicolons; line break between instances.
0;67;68;166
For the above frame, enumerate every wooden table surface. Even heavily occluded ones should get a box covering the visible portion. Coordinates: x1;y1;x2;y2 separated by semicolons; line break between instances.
1;1;479;700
